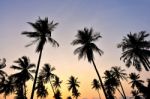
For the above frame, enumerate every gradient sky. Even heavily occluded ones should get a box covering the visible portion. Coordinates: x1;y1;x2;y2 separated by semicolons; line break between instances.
0;0;150;99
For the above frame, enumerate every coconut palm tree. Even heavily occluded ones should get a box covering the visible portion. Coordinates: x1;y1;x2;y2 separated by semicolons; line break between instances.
67;76;80;99
129;74;150;99
71;27;108;99
129;73;144;89
10;56;35;98
39;64;56;95
53;76;62;90
0;58;7;79
36;76;48;99
0;77;15;99
118;31;150;71
111;66;127;99
53;89;62;99
66;96;72;99
72;90;80;99
21;17;59;99
92;79;101;99
14;86;27;99
103;70;119;99
131;90;142;99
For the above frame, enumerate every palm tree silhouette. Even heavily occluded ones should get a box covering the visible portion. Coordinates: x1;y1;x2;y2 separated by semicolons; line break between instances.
129;73;144;89
14;87;27;99
111;66;127;99
67;76;80;99
36;76;48;99
71;27;108;99
10;56;35;98
92;79;101;99
21;17;59;99
103;70;119;99
66;96;72;99
72;90;80;99
53;76;62;90
131;90;142;99
0;77;15;99
39;64;56;95
129;73;150;99
0;58;7;79
118;31;150;71
53;89;62;99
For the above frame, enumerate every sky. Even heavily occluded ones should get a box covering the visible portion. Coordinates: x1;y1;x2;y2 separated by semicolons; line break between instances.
0;0;150;99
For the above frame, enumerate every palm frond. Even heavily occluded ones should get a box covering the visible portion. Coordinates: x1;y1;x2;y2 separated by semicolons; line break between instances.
48;37;59;47
27;64;36;69
10;65;22;70
21;31;40;38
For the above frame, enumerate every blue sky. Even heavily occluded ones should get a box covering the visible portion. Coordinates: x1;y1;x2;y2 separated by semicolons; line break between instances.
0;0;150;99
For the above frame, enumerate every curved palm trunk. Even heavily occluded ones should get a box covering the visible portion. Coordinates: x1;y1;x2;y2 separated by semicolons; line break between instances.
97;89;101;99
119;80;127;99
24;82;27;98
30;49;43;99
116;87;124;98
91;59;108;99
49;79;55;95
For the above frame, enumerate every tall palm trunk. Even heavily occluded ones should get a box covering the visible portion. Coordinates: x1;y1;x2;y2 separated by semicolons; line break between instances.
97;89;101;99
116;87;124;98
24;82;27;98
20;84;24;97
4;95;6;99
91;59;108;99
119;79;127;99
49;79;55;95
30;49;43;99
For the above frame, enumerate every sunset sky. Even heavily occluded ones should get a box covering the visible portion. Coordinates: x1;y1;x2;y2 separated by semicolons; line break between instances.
0;0;150;99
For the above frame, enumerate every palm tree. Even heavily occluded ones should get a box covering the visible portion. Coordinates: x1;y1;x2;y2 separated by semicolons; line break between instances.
129;73;144;90
72;90;80;99
103;70;119;99
111;66;127;99
118;31;150;71
71;27;108;99
67;76;80;99
0;77;15;99
53;89;62;99
92;79;101;99
129;73;150;99
21;17;59;99
53;76;62;90
39;64;56;95
131;90;142;99
36;76;48;99
10;56;35;98
66;96;72;99
0;58;7;79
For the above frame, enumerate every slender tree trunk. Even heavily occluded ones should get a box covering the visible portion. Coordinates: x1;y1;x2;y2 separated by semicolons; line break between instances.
30;49;43;99
91;59;108;99
97;89;101;99
4;95;6;99
50;79;55;95
119;80;127;99
24;82;27;98
21;84;24;97
116;87;124;98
